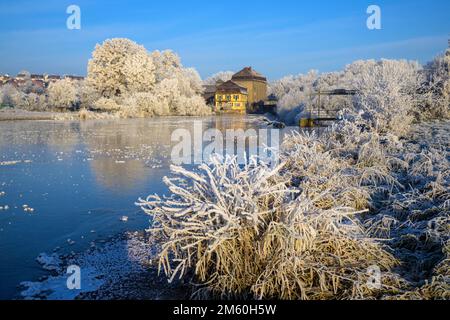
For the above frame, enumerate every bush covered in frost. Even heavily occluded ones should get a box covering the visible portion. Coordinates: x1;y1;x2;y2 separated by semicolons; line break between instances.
47;78;79;111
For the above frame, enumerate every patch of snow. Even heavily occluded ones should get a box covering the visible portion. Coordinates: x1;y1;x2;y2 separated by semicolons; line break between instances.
20;232;155;300
36;253;62;272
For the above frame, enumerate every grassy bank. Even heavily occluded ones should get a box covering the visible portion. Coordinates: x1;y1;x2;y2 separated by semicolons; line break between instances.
0;109;59;121
138;118;449;300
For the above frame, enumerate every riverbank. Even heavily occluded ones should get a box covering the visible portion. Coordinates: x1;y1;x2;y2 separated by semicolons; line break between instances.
20;231;190;300
0;108;129;121
0;108;215;122
0;109;60;121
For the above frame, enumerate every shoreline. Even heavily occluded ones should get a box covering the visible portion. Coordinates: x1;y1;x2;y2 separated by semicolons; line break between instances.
0;109;60;121
0;108;271;122
19;231;190;300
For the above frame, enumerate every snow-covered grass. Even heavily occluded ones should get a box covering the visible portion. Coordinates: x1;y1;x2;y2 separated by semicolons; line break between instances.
138;112;449;299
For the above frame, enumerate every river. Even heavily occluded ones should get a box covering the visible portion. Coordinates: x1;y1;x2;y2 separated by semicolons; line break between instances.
0;115;273;299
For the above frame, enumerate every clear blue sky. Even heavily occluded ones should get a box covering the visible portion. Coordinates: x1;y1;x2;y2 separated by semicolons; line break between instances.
0;0;448;80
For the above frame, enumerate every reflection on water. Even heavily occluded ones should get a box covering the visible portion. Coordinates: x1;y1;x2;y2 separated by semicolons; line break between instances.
0;115;265;299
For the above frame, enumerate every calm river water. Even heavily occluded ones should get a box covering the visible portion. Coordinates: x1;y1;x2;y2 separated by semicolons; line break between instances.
0;115;271;299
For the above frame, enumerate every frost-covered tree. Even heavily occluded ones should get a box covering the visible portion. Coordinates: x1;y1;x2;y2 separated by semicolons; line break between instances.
203;71;234;85
78;80;100;110
151;50;182;82
47;78;78;110
345;59;421;135
87;38;156;98
182;68;204;95
0;84;22;107
20;93;47;111
271;59;426;132
147;49;208;115
418;49;450;120
144;75;208;116
270;71;319;124
85;38;209;117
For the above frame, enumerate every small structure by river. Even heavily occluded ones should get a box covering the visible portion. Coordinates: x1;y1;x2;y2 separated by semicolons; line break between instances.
204;67;277;114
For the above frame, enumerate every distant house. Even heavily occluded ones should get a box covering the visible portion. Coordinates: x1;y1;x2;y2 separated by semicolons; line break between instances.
64;75;85;81
203;67;272;113
46;75;61;82
215;80;248;113
31;74;44;80
31;79;45;90
231;67;268;106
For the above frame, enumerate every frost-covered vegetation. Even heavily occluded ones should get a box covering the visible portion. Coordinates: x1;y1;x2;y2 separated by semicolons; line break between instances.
138;49;449;300
203;71;234;85
270;49;450;128
0;38;211;119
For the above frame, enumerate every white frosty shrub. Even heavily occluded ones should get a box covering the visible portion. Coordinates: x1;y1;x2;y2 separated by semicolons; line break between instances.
152;77;210;116
20;93;47;111
138;153;400;299
92;97;122;112
123;92;170;117
0;84;22;107
78;81;101;110
345;59;421;135
270;71;318;125
47;78;78;110
418;49;450;120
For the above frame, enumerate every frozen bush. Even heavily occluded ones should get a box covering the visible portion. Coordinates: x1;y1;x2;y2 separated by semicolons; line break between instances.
78;81;100;110
19;93;47;111
418;49;450;120
92;97;122;112
0;84;22;107
344;59;421;135
138;149;402;299
47;78;78;110
270;71;318;124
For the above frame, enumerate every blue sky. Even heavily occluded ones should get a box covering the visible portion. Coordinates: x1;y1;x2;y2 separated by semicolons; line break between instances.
0;0;448;80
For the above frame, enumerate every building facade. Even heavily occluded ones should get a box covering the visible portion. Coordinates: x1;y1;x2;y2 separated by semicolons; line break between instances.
231;67;267;106
215;80;248;113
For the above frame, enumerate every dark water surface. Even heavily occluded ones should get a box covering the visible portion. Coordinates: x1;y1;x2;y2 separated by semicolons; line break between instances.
0;115;267;299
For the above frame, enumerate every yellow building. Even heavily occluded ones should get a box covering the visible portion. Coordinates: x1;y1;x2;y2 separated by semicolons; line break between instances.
231;67;267;106
215;80;248;113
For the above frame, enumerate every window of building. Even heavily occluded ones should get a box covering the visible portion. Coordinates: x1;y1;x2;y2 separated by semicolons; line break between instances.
234;95;239;101
226;95;231;101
